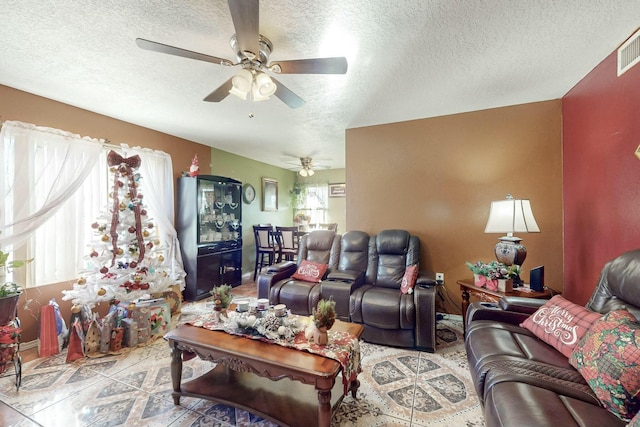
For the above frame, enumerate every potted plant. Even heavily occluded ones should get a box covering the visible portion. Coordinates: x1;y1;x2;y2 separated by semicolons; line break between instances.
210;284;233;314
466;261;520;292
311;298;336;345
0;242;32;326
0;249;32;283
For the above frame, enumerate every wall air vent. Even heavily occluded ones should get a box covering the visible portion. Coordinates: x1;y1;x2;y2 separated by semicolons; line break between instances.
618;27;640;76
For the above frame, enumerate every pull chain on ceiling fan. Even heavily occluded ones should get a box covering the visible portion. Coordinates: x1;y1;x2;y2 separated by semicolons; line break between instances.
135;0;348;109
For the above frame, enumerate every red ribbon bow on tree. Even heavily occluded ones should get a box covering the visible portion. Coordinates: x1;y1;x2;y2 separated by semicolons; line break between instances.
107;150;141;169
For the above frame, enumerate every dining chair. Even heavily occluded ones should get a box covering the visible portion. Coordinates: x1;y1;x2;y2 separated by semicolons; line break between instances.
253;225;279;281
320;223;338;232
275;226;300;262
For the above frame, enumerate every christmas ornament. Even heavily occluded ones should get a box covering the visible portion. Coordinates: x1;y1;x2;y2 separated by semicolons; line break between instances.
189;154;200;177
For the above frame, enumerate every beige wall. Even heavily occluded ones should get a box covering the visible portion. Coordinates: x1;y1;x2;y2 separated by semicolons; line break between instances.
0;85;212;342
346;100;563;314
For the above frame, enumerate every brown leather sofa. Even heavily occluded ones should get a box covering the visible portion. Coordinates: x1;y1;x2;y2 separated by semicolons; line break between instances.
257;230;339;315
257;229;438;352
464;249;640;427
349;229;437;352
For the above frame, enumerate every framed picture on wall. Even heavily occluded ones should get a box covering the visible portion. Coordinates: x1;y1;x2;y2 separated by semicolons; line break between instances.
262;177;278;211
329;183;346;198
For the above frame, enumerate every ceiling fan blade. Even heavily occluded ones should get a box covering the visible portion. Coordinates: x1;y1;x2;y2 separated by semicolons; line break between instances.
203;78;234;102
136;38;233;65
270;57;348;74
271;77;305;109
228;0;259;58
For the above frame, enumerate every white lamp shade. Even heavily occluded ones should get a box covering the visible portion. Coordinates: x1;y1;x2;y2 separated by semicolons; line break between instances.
229;69;253;99
307;168;315;176
255;72;276;97
484;198;540;234
299;168;308;177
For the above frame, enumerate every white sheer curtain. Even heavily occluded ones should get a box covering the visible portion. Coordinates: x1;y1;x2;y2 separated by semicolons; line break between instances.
0;120;104;252
0;121;185;289
123;145;185;288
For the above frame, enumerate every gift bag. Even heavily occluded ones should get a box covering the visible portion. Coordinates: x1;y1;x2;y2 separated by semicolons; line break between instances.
84;314;101;355
66;320;85;362
38;304;60;357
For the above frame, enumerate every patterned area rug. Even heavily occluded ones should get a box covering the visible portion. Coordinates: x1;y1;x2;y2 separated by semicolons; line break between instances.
178;302;484;427
0;299;484;427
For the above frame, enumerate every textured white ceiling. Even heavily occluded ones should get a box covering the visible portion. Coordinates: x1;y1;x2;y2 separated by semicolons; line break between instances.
2;1;639;170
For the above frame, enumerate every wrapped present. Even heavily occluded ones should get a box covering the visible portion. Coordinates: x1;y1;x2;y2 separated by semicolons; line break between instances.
129;305;151;325
152;284;183;315
66;320;85;362
122;318;138;347
84;314;101;355
38;304;60;357
109;327;124;352
137;299;171;336
100;312;115;353
137;325;151;344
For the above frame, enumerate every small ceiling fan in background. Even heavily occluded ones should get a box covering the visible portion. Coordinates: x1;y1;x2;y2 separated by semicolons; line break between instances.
135;0;348;109
284;156;330;176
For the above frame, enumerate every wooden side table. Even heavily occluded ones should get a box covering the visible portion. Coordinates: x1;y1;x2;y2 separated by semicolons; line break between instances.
457;279;552;332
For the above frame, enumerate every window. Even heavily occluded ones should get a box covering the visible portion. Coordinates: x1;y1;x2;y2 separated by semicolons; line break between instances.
300;184;328;225
1;122;181;288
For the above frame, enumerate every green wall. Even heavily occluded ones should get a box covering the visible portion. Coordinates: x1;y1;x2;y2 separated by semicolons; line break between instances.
209;148;346;281
210;148;296;279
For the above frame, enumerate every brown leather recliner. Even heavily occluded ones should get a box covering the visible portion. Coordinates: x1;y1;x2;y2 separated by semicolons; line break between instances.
257;230;340;316
349;229;437;352
464;248;640;427
320;230;370;321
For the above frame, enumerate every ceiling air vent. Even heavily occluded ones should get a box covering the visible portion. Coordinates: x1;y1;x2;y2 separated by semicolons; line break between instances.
618;28;640;76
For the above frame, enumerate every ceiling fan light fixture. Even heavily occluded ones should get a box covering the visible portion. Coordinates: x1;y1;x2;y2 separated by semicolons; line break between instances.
307;168;315;176
255;72;276;97
229;68;253;99
299;168;308;177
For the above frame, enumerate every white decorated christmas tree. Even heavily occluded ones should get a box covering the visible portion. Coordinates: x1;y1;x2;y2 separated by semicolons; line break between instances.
62;150;174;308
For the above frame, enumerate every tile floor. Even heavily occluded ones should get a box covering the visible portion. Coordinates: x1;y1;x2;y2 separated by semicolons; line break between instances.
0;282;482;427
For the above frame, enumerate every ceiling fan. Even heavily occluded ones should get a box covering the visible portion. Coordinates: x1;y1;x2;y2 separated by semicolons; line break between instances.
289;156;329;177
135;0;348;109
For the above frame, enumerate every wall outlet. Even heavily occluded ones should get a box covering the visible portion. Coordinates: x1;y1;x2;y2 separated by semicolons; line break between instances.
435;272;444;284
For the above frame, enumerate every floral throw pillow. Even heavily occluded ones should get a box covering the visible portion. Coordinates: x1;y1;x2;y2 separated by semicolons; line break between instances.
569;309;640;421
520;295;602;358
292;260;328;283
400;265;419;294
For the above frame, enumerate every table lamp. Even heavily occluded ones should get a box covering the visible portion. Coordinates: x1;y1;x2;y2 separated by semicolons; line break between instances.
484;194;540;267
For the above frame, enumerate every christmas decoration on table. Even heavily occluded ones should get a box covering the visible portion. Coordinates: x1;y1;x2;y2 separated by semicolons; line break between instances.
189;154;200;177
62;150;177;308
210;284;233;311
307;298;336;345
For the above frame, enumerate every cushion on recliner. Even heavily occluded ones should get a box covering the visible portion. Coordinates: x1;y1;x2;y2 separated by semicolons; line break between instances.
360;287;414;330
292;260;328;283
520;295;602;358
569;309;640;421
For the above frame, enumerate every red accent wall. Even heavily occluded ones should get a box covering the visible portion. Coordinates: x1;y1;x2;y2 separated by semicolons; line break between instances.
563;51;640;305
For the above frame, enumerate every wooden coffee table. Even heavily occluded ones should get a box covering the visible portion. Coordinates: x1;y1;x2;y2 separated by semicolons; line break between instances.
165;319;364;427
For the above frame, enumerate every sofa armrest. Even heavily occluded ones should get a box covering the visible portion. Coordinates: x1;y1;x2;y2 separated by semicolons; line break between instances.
257;262;298;299
417;271;437;287
414;285;436;352
498;296;547;314
266;261;297;274
326;269;364;284
466;304;531;326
